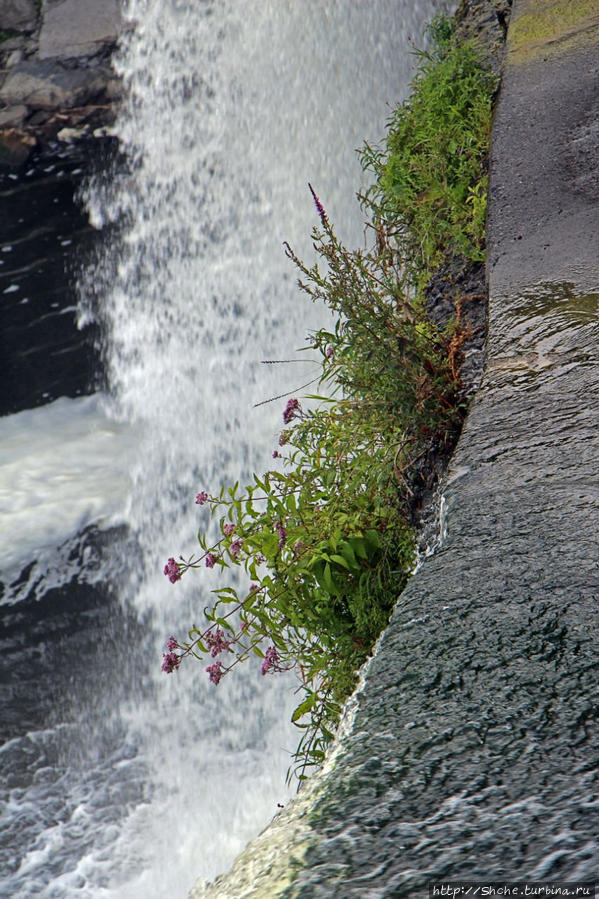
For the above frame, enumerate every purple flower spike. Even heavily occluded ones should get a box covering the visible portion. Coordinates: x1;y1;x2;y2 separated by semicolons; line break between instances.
206;661;225;685
308;183;328;226
261;645;280;676
195;491;208;505
276;523;287;549
205;552;217;568
163;557;181;583
162;652;181;673
223;523;235;537
166;635;178;652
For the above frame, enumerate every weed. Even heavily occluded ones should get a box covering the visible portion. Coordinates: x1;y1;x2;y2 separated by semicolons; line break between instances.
360;15;498;294
161;13;496;785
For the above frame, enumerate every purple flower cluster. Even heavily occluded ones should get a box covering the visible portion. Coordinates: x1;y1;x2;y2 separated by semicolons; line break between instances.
261;645;279;676
163;557;181;583
230;538;242;559
205;552;217;568
166;635;178;652
195;491;208;505
206;661;225;685
283;398;300;424
206;627;231;657
162;652;181;673
223;523;235;537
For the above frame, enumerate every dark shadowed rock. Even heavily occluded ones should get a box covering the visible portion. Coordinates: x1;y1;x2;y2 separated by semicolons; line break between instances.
0;125;34;164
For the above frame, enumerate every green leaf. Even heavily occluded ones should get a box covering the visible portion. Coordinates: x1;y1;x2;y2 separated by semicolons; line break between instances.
291;693;316;723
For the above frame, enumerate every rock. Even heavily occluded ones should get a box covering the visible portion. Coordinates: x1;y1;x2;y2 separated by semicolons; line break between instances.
0;0;122;160
0;102;27;126
57;124;87;141
0;59;110;108
0;126;35;165
0;0;38;32
0;35;27;51
5;48;24;66
38;0;121;59
454;0;512;72
26;108;50;125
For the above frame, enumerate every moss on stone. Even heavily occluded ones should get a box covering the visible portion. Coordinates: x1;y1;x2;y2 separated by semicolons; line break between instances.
509;0;599;59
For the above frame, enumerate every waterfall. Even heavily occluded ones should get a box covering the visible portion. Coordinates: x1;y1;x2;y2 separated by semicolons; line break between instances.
0;2;444;896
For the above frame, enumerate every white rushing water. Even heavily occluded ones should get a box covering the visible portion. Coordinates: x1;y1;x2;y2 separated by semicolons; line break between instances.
0;395;136;577
1;2;445;897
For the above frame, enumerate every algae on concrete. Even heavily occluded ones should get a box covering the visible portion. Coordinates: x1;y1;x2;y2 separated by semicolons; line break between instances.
509;0;599;59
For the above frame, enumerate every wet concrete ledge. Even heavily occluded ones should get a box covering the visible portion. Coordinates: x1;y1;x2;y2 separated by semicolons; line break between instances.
189;1;599;896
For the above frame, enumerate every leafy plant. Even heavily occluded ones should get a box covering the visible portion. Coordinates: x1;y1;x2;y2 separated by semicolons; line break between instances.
161;13;496;786
162;193;463;784
360;15;498;292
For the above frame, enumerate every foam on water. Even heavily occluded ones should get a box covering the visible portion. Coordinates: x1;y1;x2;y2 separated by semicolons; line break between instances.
0;394;136;578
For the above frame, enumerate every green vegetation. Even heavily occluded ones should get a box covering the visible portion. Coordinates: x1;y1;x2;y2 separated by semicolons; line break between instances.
0;30;18;44
361;15;498;294
163;14;499;785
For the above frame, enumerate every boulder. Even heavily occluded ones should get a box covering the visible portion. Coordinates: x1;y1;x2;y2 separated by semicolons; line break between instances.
38;0;121;59
0;126;35;165
0;0;38;32
0;103;27;126
0;60;110;108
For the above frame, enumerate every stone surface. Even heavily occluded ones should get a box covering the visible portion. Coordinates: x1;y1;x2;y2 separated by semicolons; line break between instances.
0;59;110;108
0;0;122;163
454;0;513;72
38;0;121;59
0;102;26;126
486;0;599;293
0;0;37;32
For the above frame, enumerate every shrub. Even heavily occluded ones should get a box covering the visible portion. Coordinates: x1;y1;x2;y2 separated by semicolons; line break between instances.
360;15;498;292
161;14;495;785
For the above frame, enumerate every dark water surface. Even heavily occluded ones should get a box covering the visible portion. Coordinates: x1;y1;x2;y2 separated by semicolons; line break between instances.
0;140;116;416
